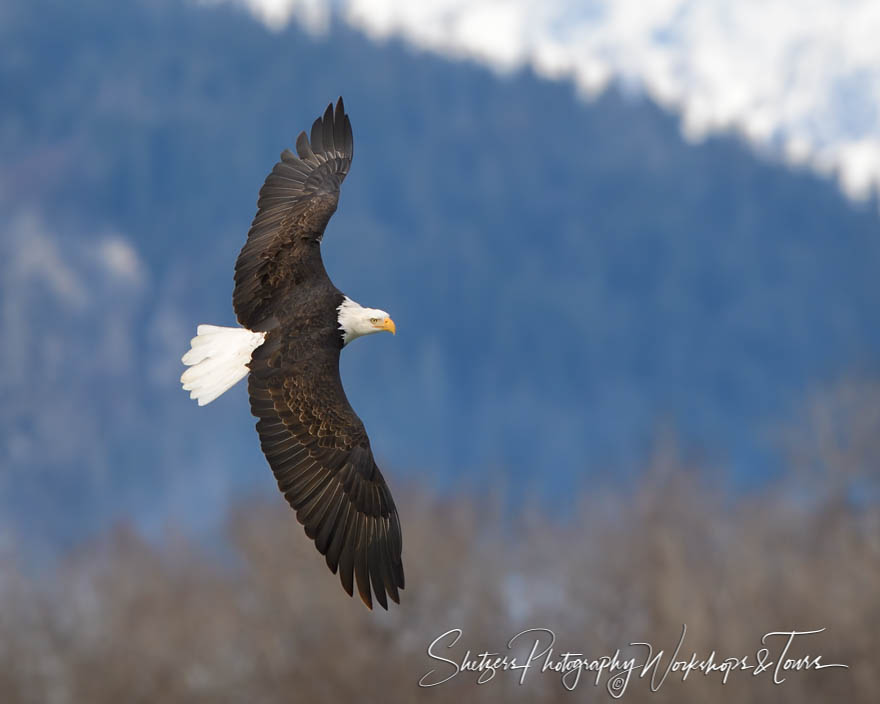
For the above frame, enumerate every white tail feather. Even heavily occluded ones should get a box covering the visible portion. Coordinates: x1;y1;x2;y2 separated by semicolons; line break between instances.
181;324;266;406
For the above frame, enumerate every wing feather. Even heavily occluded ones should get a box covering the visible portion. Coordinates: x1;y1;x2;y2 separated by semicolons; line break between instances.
310;116;325;156
295;131;317;162
333;100;346;154
326;500;352;573
321;103;336;155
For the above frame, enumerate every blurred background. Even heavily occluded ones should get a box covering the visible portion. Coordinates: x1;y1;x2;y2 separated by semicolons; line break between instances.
1;0;878;701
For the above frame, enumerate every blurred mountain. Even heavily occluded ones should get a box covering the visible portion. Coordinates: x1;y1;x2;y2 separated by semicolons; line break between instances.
2;0;879;546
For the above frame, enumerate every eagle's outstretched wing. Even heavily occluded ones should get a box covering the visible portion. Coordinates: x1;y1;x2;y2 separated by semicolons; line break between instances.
233;97;353;329
248;336;405;609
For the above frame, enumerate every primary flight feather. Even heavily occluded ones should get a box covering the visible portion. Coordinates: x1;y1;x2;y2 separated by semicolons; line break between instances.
181;98;404;610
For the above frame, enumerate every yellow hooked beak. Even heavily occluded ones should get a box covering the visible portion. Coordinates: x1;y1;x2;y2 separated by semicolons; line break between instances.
375;317;396;335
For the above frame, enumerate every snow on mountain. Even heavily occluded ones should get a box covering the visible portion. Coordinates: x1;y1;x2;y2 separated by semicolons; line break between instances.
225;0;880;201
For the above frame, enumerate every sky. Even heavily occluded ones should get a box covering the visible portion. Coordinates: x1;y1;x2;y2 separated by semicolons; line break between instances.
213;0;880;202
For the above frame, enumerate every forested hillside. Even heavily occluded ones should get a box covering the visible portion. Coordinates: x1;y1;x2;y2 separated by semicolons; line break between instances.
2;0;879;544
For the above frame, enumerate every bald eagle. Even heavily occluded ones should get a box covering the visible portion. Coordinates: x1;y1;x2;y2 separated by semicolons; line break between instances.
180;98;404;610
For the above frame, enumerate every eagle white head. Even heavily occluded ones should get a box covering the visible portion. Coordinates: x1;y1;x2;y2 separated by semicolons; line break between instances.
337;296;396;345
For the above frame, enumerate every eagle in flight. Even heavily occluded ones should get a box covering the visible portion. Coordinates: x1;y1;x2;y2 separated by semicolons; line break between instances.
181;98;404;610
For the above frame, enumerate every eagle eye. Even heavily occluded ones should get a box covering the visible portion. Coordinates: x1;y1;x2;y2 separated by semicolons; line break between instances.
369;317;380;324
